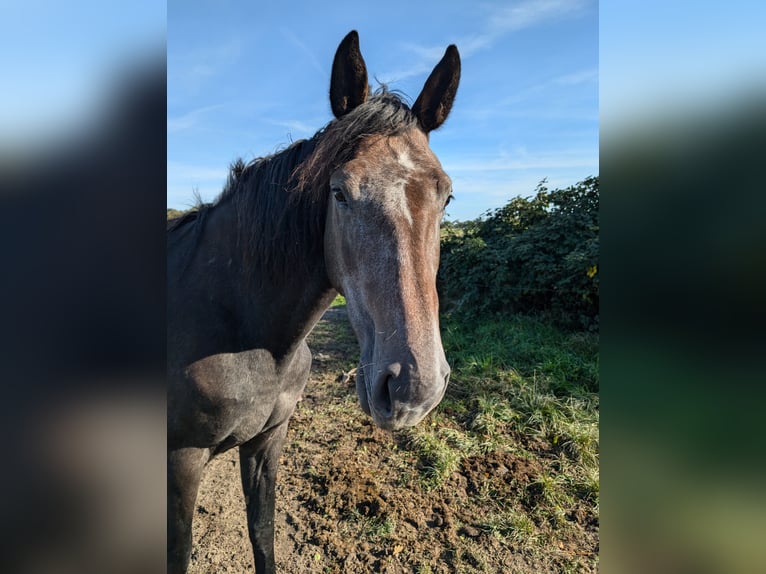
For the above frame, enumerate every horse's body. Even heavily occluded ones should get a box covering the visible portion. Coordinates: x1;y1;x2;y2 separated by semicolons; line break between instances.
167;31;460;573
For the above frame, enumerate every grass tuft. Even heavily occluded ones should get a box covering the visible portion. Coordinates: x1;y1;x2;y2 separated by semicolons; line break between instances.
405;428;464;491
481;508;538;544
343;509;396;542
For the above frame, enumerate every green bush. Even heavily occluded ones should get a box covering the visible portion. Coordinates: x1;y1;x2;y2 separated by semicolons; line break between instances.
438;177;599;331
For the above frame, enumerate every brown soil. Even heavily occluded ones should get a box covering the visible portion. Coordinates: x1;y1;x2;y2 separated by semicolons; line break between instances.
189;307;598;573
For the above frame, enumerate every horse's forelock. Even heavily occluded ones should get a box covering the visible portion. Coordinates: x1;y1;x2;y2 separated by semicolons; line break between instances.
293;90;419;197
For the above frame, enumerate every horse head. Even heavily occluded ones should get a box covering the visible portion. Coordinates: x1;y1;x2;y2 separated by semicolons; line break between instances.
323;31;460;430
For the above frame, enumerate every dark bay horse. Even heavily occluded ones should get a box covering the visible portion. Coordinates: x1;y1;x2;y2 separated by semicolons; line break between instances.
167;31;460;573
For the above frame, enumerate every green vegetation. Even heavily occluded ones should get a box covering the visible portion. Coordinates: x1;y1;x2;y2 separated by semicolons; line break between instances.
405;426;465;491
330;294;346;307
439;177;598;331
167;207;188;220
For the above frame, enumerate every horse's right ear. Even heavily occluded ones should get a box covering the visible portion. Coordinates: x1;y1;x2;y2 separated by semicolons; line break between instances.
330;31;369;118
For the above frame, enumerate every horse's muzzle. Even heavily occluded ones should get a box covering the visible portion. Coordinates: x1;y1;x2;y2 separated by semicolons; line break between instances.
359;360;450;430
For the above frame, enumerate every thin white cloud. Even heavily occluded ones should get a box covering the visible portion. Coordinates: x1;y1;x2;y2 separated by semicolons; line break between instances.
455;65;597;121
553;67;598;86
168;38;242;93
443;149;598;172
265;118;317;136
167;103;228;133
398;42;449;63
381;50;445;84
486;0;586;36
467;0;589;56
187;64;215;80
167;161;228;183
280;27;326;76
383;0;590;81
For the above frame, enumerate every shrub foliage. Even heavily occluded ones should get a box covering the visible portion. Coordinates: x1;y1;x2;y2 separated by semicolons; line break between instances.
438;176;599;330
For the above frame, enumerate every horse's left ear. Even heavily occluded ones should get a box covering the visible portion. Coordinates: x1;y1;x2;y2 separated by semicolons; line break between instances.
330;30;369;118
413;45;461;133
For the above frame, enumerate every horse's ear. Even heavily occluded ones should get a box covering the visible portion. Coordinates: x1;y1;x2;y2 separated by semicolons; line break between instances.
330;30;369;118
413;45;461;133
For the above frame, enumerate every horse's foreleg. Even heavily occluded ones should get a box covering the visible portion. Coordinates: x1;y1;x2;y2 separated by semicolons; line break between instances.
239;420;290;574
167;447;210;574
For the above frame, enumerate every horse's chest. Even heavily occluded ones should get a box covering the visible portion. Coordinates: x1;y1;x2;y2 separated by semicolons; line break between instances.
175;346;310;449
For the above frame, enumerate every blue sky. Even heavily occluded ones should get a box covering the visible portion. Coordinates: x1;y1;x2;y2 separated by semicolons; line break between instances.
168;0;598;221
1;0;164;151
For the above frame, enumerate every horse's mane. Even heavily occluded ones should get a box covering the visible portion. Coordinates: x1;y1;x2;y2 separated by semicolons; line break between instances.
168;89;419;279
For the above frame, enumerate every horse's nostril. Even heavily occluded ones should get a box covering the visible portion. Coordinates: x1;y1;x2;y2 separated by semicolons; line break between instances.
374;374;394;417
373;363;402;419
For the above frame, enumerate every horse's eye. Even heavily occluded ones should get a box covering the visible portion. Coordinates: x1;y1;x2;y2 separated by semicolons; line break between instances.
332;188;347;205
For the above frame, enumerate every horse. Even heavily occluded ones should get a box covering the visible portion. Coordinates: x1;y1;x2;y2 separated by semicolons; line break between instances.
167;30;460;573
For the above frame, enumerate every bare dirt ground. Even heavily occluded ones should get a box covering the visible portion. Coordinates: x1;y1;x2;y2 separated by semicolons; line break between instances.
189;307;598;573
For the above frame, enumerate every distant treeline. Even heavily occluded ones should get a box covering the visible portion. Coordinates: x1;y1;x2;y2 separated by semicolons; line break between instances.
167;208;190;220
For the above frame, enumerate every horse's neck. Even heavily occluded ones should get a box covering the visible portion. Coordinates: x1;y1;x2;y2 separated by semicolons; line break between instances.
202;199;335;360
